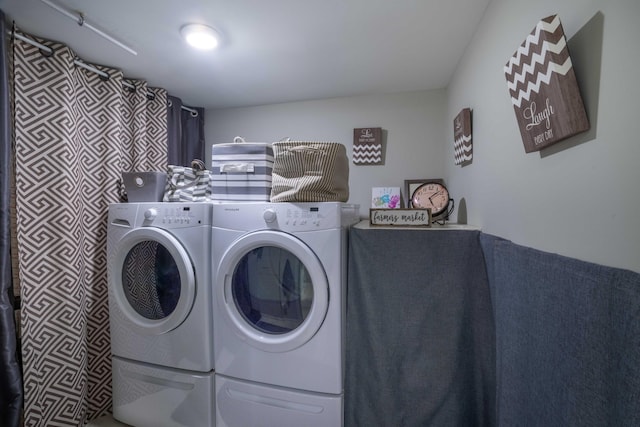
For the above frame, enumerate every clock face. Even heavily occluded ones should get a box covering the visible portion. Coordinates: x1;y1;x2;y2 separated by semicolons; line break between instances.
411;182;450;216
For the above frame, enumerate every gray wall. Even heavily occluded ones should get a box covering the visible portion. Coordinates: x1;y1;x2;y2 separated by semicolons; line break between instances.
205;90;447;214
445;0;640;273
206;0;640;273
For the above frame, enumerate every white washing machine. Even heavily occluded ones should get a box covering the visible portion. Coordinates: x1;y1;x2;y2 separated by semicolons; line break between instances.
107;202;214;427
211;202;359;427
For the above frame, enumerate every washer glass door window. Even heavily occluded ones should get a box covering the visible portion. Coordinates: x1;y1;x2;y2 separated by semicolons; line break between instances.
219;230;329;352
113;228;196;335
122;240;181;320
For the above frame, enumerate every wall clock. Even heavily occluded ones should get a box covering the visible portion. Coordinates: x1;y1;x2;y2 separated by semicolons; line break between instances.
405;179;453;223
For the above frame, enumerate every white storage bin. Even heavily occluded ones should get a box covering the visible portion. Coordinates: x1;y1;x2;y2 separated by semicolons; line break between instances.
211;137;273;201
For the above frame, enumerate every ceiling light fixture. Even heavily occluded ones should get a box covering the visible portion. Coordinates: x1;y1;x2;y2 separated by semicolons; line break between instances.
180;24;220;50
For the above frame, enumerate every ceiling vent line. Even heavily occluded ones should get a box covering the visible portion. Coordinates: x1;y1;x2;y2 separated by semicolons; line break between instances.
39;0;137;56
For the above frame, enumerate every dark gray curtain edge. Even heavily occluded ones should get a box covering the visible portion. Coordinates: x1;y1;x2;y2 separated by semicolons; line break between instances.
166;95;183;166
181;104;205;165
167;95;205;167
0;9;24;427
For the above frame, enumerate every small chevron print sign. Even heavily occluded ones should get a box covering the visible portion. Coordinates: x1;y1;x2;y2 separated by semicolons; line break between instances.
353;127;383;165
504;15;589;152
453;108;472;165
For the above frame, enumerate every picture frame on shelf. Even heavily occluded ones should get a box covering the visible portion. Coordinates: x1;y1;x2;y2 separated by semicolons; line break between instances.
371;187;402;209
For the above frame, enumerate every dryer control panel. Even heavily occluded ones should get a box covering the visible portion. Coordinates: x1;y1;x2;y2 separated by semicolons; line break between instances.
257;206;332;231
263;206;324;230
272;204;360;231
213;202;359;232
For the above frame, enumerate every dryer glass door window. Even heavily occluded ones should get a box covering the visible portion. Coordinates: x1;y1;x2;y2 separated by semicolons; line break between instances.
122;241;181;320
232;246;313;334
218;230;329;352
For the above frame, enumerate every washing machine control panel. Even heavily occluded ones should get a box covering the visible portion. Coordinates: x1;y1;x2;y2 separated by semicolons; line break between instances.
140;203;212;227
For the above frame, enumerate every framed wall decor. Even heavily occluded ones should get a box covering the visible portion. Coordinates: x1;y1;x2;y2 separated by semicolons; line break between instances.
453;108;472;165
353;127;383;165
504;14;589;152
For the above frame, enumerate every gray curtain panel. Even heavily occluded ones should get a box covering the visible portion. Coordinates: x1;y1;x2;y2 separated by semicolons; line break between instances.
167;95;183;165
167;95;205;166
12;29;167;425
0;11;24;427
346;228;496;427
481;235;640;427
181;105;205;164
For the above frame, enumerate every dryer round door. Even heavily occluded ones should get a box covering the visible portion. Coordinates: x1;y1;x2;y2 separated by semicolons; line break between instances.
217;230;329;353
111;227;196;335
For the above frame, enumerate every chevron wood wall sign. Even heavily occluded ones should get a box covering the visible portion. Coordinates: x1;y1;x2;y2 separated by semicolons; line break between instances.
453;108;472;165
353;127;382;165
505;14;589;153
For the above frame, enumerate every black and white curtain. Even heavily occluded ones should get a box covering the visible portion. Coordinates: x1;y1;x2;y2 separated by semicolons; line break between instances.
9;28;168;426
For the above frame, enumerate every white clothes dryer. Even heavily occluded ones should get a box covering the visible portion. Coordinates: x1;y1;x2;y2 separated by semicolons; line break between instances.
107;202;214;427
212;202;359;427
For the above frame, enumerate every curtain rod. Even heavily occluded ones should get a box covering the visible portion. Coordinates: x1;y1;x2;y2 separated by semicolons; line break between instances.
6;30;199;116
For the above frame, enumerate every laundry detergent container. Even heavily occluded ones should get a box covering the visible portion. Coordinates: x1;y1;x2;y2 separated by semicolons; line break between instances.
211;137;273;201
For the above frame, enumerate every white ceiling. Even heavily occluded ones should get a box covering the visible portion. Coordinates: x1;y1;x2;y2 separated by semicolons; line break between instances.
0;0;490;109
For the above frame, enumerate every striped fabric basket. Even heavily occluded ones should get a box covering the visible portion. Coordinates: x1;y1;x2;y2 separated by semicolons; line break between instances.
163;160;211;202
211;137;274;201
270;141;349;202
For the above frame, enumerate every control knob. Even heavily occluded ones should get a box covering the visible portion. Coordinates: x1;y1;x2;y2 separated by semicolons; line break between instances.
263;208;277;223
144;208;158;221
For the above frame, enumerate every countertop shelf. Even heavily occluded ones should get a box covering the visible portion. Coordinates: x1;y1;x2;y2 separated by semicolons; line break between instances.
353;220;480;230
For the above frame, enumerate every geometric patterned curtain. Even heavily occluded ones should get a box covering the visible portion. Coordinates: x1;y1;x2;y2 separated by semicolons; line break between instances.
121;80;168;172
11;30;167;426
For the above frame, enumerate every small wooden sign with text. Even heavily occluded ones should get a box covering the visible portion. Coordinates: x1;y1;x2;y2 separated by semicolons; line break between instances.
353;127;383;165
369;208;432;227
504;14;589;152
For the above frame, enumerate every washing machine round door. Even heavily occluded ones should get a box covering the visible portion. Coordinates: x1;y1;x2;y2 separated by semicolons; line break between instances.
217;230;329;352
111;228;196;335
